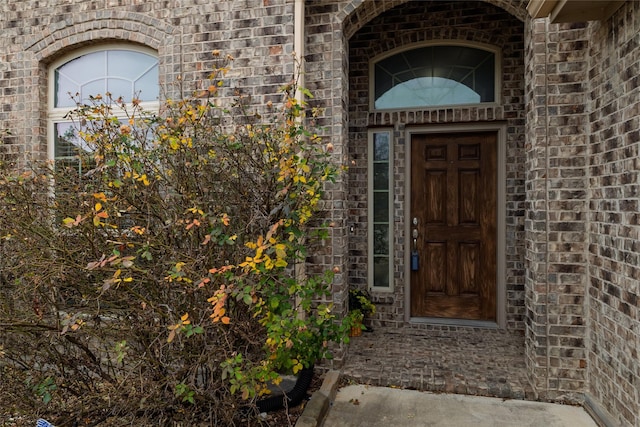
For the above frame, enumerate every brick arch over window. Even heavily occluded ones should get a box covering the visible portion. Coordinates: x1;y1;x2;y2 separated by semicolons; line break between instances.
16;11;179;162
363;28;511;64
24;10;177;64
341;0;528;38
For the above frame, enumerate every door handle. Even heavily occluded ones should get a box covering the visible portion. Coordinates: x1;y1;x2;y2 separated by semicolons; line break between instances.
411;227;419;271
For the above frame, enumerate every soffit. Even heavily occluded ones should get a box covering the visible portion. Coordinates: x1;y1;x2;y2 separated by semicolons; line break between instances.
527;0;625;23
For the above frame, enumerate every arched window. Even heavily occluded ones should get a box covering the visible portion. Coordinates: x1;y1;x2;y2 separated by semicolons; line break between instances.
48;45;159;168
372;44;498;110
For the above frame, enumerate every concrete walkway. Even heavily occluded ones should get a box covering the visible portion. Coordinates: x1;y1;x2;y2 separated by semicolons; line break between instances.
322;385;598;427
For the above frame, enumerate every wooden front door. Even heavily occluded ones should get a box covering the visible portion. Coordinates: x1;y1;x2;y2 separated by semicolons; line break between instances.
410;132;497;321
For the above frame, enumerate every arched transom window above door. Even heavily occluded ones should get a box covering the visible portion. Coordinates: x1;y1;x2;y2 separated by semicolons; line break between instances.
372;43;499;110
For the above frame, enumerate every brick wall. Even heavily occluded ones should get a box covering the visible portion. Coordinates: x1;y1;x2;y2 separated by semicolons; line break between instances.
524;17;590;402
344;0;526;330
523;15;550;399
304;1;352;338
0;0;294;164
586;1;640;425
525;1;640;418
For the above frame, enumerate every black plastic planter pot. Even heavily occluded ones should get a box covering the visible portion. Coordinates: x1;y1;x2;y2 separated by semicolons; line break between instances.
255;366;314;413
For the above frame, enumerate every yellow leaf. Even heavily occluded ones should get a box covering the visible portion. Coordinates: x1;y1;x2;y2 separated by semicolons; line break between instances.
221;316;230;325
180;313;189;322
293;361;303;374
275;244;287;259
93;192;107;202
95;202;102;212
131;226;145;235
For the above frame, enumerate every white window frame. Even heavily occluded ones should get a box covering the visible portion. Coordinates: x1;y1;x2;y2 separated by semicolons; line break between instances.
368;128;394;293
369;41;502;112
47;43;160;162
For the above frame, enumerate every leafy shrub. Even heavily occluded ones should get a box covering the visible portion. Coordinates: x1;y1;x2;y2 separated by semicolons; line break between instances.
0;57;350;425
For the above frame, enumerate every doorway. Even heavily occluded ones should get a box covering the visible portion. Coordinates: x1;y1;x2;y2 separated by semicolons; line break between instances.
410;132;497;321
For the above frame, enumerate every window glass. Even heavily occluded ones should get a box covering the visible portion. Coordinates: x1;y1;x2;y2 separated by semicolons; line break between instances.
373;133;390;161
55;49;159;107
373;257;389;288
373;163;389;190
369;131;393;290
50;46;159;175
373;192;389;222
373;224;389;255
54;122;88;159
53;122;94;177
374;45;496;109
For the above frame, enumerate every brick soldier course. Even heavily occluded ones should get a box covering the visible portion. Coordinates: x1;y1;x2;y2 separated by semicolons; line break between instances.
1;1;638;426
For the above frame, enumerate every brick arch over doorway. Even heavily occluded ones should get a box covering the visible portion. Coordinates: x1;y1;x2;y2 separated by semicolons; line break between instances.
340;0;528;38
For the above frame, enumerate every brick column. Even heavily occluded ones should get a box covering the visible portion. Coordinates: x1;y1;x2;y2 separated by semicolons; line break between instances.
524;17;589;402
305;3;351;367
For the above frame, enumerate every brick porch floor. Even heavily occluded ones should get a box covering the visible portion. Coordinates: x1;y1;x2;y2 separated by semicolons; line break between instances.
340;325;536;401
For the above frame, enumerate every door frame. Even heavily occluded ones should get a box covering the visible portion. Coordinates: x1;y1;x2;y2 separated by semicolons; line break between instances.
404;123;507;329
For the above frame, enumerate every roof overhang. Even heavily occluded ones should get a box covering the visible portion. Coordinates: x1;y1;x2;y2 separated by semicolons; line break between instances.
527;0;625;23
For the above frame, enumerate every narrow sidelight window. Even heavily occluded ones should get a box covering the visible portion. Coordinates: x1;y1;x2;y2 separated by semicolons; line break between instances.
368;129;393;291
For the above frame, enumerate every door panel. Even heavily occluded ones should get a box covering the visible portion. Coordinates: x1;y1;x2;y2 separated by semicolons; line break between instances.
410;132;497;321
